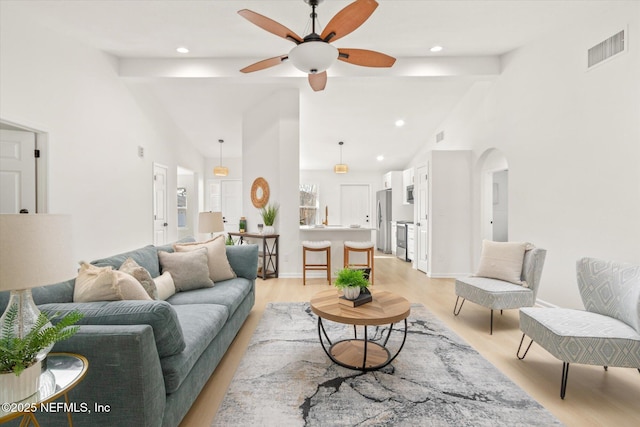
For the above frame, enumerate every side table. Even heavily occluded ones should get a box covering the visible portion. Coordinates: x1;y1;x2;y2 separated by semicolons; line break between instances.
228;232;279;280
0;352;89;427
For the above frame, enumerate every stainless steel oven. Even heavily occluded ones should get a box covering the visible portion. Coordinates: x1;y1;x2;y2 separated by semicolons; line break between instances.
396;222;409;262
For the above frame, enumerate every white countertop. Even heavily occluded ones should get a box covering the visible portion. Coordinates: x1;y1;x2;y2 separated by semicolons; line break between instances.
299;225;374;231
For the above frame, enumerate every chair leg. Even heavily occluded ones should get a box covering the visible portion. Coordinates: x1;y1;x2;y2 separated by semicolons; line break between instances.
453;296;465;316
490;309;494;335
327;247;331;285
302;248;306;286
561;362;570;399
517;333;534;360
604;366;608;371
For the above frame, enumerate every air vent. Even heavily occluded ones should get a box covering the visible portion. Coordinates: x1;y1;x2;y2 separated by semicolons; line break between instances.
588;30;625;68
436;131;445;143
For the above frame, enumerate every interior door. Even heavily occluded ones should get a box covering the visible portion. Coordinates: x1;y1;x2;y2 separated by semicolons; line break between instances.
0;129;36;213
221;180;242;232
416;164;429;272
340;184;370;227
153;163;168;245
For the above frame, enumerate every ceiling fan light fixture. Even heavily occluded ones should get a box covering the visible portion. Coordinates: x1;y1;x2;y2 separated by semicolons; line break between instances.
289;41;338;74
214;139;229;177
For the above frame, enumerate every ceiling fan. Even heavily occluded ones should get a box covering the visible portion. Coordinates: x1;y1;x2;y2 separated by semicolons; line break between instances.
238;0;396;92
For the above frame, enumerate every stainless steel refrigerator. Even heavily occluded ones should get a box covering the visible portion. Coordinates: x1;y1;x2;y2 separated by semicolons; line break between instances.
376;190;392;253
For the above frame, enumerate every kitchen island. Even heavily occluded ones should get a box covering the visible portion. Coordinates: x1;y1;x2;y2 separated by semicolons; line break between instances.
299;225;375;277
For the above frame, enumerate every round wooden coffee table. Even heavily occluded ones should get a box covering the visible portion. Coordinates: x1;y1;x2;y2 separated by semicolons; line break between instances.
310;289;411;371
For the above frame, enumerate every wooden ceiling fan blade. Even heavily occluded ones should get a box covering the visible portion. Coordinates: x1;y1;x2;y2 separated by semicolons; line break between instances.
308;72;327;92
240;55;288;73
238;9;303;44
338;48;396;67
320;0;378;43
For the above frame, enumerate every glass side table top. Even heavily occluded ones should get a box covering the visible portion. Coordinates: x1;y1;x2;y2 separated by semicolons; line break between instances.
0;352;89;421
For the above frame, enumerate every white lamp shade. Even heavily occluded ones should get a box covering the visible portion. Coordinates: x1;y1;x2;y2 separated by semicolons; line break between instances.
0;214;75;291
289;41;338;74
198;212;225;233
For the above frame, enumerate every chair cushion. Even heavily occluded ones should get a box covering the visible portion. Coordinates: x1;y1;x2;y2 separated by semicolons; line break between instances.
520;307;640;368
455;276;534;310
344;241;374;249
303;240;331;249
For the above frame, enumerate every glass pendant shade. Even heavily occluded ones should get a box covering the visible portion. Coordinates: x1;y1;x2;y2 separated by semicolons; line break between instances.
334;164;348;174
214;139;228;176
289;41;338;74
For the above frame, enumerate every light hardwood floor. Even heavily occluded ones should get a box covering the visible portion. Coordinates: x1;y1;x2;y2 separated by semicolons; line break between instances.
181;254;640;427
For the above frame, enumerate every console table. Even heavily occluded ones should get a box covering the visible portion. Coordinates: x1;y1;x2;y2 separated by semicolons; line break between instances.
228;232;279;280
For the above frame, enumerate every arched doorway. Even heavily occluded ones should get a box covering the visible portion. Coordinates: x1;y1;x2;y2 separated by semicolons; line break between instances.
478;148;509;242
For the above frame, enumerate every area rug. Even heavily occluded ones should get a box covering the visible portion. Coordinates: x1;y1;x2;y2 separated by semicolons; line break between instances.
213;302;562;426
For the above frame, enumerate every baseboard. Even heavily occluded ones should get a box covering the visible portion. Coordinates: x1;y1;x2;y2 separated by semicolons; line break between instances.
535;298;559;308
426;272;469;279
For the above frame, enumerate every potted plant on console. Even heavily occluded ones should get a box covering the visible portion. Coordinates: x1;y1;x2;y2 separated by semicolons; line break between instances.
0;306;83;403
334;268;370;303
260;202;279;235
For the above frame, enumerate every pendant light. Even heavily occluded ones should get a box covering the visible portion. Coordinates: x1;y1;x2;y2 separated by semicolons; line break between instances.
214;139;229;177
334;141;348;174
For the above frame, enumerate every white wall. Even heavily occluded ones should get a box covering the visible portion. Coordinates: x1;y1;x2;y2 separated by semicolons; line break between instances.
425;3;640;308
243;89;300;276
0;8;205;263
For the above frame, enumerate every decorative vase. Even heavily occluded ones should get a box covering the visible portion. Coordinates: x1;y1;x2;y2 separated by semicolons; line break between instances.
0;360;41;403
343;286;361;300
263;225;275;235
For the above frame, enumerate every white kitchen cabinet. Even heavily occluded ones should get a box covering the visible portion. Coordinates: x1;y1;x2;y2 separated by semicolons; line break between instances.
382;171;412;221
407;223;415;261
391;221;397;254
382;171;393;189
402;168;415;204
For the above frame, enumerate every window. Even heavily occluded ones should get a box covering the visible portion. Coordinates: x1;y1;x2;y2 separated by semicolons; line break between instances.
299;184;319;225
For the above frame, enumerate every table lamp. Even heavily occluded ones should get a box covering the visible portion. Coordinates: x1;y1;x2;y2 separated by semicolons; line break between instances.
0;214;75;360
198;211;224;239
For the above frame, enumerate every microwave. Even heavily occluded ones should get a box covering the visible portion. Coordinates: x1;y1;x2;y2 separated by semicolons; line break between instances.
406;185;414;204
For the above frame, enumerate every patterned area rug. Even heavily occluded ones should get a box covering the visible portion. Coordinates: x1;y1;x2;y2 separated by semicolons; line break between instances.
213;302;562;426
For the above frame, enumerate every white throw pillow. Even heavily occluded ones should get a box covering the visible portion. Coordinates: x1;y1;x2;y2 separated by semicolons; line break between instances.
474;240;529;286
74;262;152;302
173;235;236;282
154;271;176;300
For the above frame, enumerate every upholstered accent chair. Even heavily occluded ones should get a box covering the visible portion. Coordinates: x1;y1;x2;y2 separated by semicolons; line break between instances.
454;245;547;334
518;257;640;399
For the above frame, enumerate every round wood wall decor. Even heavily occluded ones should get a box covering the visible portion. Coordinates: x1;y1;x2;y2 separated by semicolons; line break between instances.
251;177;270;208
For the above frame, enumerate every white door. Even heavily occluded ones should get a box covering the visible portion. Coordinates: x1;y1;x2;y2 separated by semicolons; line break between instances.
340;184;370;227
416;165;429;273
492;170;509;242
0;129;36;213
221;180;242;232
153;163;169;245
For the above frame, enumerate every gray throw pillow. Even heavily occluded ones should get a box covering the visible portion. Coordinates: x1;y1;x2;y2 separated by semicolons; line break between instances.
119;257;158;299
158;248;214;292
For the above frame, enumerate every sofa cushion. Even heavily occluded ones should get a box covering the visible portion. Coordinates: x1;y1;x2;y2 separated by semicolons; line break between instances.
173;235;236;283
475;240;529;286
160;304;229;393
38;300;186;357
158;248;214;291
74;263;152;302
92;245;161;278
119;258;158;299
167;277;253;316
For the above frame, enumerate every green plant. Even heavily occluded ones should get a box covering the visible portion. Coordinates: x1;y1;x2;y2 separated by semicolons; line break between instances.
225;233;234;245
0;306;83;375
260;203;279;226
334;268;369;290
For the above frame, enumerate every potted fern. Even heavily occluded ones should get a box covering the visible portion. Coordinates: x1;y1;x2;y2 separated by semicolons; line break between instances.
334;268;369;300
0;306;83;402
260;203;279;235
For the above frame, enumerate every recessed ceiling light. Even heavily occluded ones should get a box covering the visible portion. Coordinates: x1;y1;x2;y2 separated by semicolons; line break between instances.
395;119;405;127
430;45;443;53
176;47;190;54
376;155;384;161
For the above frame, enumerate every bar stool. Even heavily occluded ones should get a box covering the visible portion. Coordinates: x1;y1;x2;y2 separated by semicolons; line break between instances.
302;240;332;286
343;241;375;285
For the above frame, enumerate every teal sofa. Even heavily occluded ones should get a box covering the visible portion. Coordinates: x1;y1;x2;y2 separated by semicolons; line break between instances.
0;239;258;427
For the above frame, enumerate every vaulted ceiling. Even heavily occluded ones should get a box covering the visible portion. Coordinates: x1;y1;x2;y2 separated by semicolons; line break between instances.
5;0;615;172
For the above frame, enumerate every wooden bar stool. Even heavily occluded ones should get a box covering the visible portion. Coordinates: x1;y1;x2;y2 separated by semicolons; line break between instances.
343;241;375;285
302;240;332;286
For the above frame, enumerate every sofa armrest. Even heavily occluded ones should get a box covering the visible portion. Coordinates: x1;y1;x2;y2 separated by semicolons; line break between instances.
226;244;259;280
46;324;166;427
39;300;185;357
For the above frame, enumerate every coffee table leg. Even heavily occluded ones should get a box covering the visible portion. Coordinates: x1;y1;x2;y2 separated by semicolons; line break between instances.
362;326;368;370
317;317;334;361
